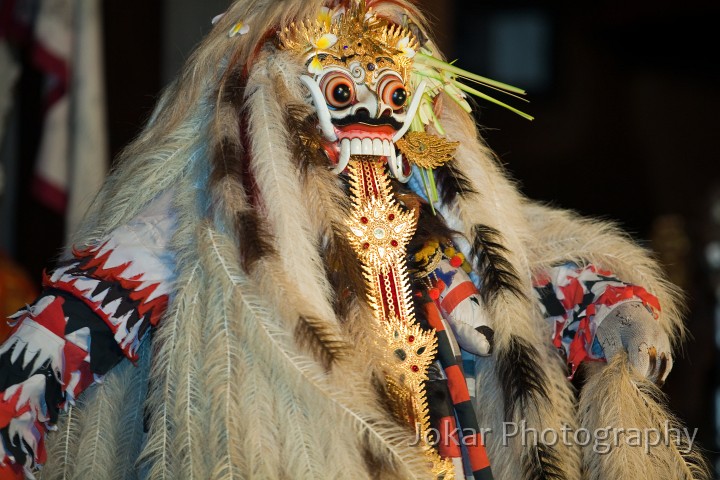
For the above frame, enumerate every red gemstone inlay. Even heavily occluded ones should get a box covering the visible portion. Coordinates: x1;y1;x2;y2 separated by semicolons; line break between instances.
388;213;395;221
390;240;398;247
361;217;369;224
411;365;420;372
363;243;370;249
408;335;415;343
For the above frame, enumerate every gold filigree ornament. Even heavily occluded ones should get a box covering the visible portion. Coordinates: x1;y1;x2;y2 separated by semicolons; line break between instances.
395;132;459;170
381;317;437;407
278;1;418;83
379;316;454;479
346;195;417;270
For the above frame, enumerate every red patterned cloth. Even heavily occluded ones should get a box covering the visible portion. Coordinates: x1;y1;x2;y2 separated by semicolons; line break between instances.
533;263;660;377
0;294;97;478
0;197;176;476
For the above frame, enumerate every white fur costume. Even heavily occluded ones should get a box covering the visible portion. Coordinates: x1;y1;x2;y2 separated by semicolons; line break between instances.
13;1;706;479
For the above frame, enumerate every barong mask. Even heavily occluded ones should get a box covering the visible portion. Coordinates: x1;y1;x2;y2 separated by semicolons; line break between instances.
279;4;426;181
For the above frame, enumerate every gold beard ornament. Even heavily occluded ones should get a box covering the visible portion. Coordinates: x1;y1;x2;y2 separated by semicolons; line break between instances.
345;158;454;479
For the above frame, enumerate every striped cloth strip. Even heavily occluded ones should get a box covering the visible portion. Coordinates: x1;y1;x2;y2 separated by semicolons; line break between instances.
422;298;493;480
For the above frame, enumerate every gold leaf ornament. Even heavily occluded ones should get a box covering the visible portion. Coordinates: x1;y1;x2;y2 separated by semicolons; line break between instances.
395;132;459;170
380;317;437;392
346;196;416;269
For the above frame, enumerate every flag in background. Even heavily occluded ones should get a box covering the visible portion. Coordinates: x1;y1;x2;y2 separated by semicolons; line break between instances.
0;0;25;206
0;42;20;196
24;0;108;238
65;0;108;237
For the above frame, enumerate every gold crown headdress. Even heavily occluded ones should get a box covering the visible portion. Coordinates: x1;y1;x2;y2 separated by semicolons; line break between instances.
278;2;418;83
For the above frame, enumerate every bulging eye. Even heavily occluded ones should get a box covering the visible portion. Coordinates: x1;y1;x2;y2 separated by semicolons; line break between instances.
379;76;407;110
321;72;355;108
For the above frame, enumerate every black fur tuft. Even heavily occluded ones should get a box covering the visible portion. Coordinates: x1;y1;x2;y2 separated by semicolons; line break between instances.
498;337;562;478
470;224;525;303
210;64;246;189
322;232;367;319
523;443;567;480
434;161;477;206
219;66;246;109
294;315;349;371
210;136;244;188
236;209;275;271
285;105;327;175
497;336;549;421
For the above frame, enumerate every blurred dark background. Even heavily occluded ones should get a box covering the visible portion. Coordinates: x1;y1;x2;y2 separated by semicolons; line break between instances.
1;0;719;473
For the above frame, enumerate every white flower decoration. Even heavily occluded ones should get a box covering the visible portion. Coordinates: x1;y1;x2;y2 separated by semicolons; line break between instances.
308;55;324;75
229;21;249;38
313;33;338;50
317;7;332;27
396;36;416;58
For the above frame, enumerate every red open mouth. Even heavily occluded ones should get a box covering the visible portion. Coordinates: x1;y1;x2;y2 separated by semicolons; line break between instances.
334;123;397;141
322;123;398;165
